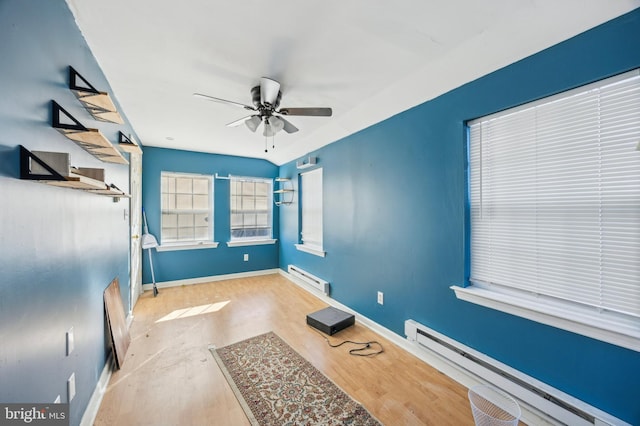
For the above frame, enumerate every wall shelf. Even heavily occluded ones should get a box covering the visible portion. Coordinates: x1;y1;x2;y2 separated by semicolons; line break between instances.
274;177;294;206
69;66;124;124
19;146;130;201
296;156;317;169
51;100;129;165
118;131;142;154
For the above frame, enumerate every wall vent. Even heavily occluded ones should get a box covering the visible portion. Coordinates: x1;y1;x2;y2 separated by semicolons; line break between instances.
405;320;629;426
287;265;329;295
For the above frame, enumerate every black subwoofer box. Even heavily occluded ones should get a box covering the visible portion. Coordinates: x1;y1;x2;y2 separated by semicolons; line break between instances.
306;306;355;335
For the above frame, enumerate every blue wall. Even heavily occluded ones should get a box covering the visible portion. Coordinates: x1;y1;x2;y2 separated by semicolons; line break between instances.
0;2;136;425
141;147;279;283
279;9;640;424
2;1;639;424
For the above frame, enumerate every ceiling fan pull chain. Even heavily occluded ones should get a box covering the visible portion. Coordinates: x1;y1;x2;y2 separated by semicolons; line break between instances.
264;135;268;153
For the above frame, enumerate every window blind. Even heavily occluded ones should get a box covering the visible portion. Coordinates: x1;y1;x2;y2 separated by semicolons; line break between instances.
468;69;640;319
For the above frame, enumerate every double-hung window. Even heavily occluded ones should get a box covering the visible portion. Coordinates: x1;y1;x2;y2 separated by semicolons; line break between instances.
160;172;214;249
229;176;274;245
295;167;325;257
454;69;640;351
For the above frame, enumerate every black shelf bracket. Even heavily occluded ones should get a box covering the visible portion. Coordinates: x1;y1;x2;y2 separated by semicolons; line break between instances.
69;66;99;94
118;131;133;145
19;145;66;181
51;100;87;132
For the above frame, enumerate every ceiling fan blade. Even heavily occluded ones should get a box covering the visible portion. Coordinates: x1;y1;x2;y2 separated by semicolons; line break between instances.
280;117;299;134
260;77;281;106
193;93;255;110
278;107;332;117
226;115;255;127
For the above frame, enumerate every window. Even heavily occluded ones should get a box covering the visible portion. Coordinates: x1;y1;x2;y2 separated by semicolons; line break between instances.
453;69;640;351
296;168;325;257
160;172;214;249
229;176;274;245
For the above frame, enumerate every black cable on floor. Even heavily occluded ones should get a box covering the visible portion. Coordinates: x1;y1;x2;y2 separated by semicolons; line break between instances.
309;325;384;357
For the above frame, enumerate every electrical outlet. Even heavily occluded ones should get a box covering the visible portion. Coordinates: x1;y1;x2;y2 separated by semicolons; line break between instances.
66;327;74;356
67;373;76;402
377;291;384;305
243;253;249;262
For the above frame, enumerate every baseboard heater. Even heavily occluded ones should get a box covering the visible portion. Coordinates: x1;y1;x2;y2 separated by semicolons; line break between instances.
405;320;628;426
287;265;330;295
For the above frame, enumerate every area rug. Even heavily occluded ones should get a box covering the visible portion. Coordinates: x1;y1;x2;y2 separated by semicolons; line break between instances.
209;331;381;425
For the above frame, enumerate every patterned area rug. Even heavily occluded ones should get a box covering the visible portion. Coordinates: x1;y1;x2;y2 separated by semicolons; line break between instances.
209;331;381;425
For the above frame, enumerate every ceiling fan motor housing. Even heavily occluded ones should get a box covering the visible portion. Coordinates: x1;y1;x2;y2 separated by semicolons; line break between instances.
251;86;281;111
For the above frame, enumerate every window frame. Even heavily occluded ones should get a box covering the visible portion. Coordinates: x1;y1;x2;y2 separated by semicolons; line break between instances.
227;175;276;247
158;171;218;252
452;69;640;352
295;167;325;257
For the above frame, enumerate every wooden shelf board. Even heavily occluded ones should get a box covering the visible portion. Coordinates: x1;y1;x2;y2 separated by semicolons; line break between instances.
97;155;129;165
21;145;129;200
40;176;130;198
57;129;129;165
274;189;294;194
119;142;142;154
89;188;131;197
93;111;124;124
41;172;106;190
60;128;111;147
72;90;124;124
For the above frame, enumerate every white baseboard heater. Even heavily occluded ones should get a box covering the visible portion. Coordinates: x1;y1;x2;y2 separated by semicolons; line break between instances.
405;320;629;426
287;265;330;295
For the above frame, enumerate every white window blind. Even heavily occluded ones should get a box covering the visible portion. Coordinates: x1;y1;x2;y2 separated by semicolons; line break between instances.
161;172;213;244
230;177;272;240
300;168;323;250
468;69;640;322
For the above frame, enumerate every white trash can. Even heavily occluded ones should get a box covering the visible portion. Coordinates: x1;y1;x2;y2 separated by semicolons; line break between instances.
468;384;521;426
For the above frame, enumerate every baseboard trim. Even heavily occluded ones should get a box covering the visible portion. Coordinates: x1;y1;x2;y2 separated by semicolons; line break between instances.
278;268;553;425
142;269;280;292
79;355;113;426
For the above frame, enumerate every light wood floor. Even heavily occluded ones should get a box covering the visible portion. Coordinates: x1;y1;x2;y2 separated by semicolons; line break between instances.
94;274;476;425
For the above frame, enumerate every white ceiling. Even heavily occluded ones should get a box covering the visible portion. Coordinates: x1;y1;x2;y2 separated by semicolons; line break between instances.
67;1;639;165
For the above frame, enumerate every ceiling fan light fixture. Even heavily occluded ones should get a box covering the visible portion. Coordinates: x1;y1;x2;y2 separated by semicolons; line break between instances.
263;123;276;137
268;116;285;133
245;115;261;132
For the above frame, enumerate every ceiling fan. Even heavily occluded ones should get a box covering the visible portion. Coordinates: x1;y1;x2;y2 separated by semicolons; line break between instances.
194;77;332;138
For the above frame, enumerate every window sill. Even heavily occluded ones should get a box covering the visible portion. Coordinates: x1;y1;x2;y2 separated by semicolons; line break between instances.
295;244;326;257
157;242;219;252
450;283;640;353
226;239;277;247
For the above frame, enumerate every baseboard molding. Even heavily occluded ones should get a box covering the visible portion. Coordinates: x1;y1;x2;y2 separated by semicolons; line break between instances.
79;355;113;426
141;269;280;292
278;268;553;425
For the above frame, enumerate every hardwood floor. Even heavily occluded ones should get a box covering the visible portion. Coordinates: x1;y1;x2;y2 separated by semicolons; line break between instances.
94;274;475;425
